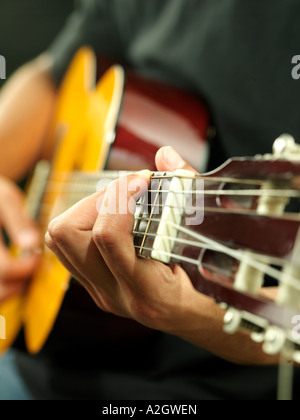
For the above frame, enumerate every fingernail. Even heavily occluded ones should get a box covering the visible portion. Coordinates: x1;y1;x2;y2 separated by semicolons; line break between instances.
163;147;185;169
17;230;39;249
137;170;152;180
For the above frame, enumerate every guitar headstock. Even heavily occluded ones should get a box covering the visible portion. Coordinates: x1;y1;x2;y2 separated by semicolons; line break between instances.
134;135;300;362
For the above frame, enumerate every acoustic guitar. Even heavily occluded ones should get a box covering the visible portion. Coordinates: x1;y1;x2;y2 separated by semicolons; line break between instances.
1;47;300;368
0;47;209;354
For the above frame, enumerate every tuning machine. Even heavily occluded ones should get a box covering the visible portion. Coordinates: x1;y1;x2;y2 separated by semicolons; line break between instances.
222;306;267;337
272;134;300;159
222;305;300;363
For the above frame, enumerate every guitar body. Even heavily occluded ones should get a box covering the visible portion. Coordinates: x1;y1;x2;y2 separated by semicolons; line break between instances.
0;47;209;354
0;48;125;354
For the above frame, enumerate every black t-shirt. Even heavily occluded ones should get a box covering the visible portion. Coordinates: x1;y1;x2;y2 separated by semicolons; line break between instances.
0;0;73;84
15;0;300;400
48;0;300;159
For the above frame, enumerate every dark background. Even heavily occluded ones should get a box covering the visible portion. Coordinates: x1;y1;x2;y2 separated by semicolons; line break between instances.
0;0;74;87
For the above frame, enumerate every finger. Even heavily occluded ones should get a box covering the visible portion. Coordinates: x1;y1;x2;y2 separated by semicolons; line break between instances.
155;146;199;174
0;280;28;302
45;230;108;310
44;231;88;284
0;239;40;283
0;179;40;250
46;192;101;273
46;192;123;313
46;228;123;315
92;171;152;281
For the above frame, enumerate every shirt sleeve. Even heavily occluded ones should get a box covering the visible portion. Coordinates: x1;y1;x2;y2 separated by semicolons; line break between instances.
46;0;124;86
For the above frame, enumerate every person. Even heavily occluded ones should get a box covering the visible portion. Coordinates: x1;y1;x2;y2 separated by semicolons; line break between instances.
0;0;300;400
0;0;74;88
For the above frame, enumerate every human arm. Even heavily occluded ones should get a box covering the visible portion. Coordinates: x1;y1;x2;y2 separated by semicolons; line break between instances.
0;54;56;180
45;146;279;365
0;54;57;299
0;0;125;301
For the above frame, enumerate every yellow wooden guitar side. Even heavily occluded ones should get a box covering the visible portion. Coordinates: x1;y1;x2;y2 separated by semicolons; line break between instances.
0;47;124;354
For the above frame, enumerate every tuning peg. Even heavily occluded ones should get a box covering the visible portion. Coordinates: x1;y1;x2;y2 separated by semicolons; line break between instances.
292;349;300;364
273;134;300;159
223;307;267;336
276;264;300;309
263;326;287;355
223;308;242;335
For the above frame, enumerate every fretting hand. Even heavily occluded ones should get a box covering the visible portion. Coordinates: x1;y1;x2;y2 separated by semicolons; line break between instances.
45;147;277;365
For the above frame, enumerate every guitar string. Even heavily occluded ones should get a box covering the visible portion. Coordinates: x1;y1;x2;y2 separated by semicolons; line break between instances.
43;169;296;188
36;200;300;222
31;189;300;289
36;186;300;290
134;245;201;267
132;216;300;292
31;170;300;221
38;193;298;290
42;172;269;187
132;230;290;268
32;184;300;199
33;176;300;204
31;167;300;201
32;171;300;289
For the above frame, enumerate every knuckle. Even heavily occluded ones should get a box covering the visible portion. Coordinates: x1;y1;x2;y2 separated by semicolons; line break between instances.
47;217;67;243
92;224;115;250
44;231;56;250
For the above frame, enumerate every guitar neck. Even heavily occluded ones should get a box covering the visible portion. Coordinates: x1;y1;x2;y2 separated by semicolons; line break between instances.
26;161;134;225
131;161;300;353
26;149;300;359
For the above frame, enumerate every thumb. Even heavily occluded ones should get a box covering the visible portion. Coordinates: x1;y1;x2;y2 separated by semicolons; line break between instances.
155;146;199;174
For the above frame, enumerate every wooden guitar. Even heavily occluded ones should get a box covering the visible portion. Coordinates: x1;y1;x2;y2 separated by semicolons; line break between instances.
2;46;299;365
0;47;209;354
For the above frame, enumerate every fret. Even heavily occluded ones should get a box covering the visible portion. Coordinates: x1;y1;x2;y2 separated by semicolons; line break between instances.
138;175;165;257
133;192;147;251
132;170;196;262
151;171;195;263
133;172;171;258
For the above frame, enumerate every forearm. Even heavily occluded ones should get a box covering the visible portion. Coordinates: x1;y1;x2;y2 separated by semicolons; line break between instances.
0;54;57;180
171;291;279;366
